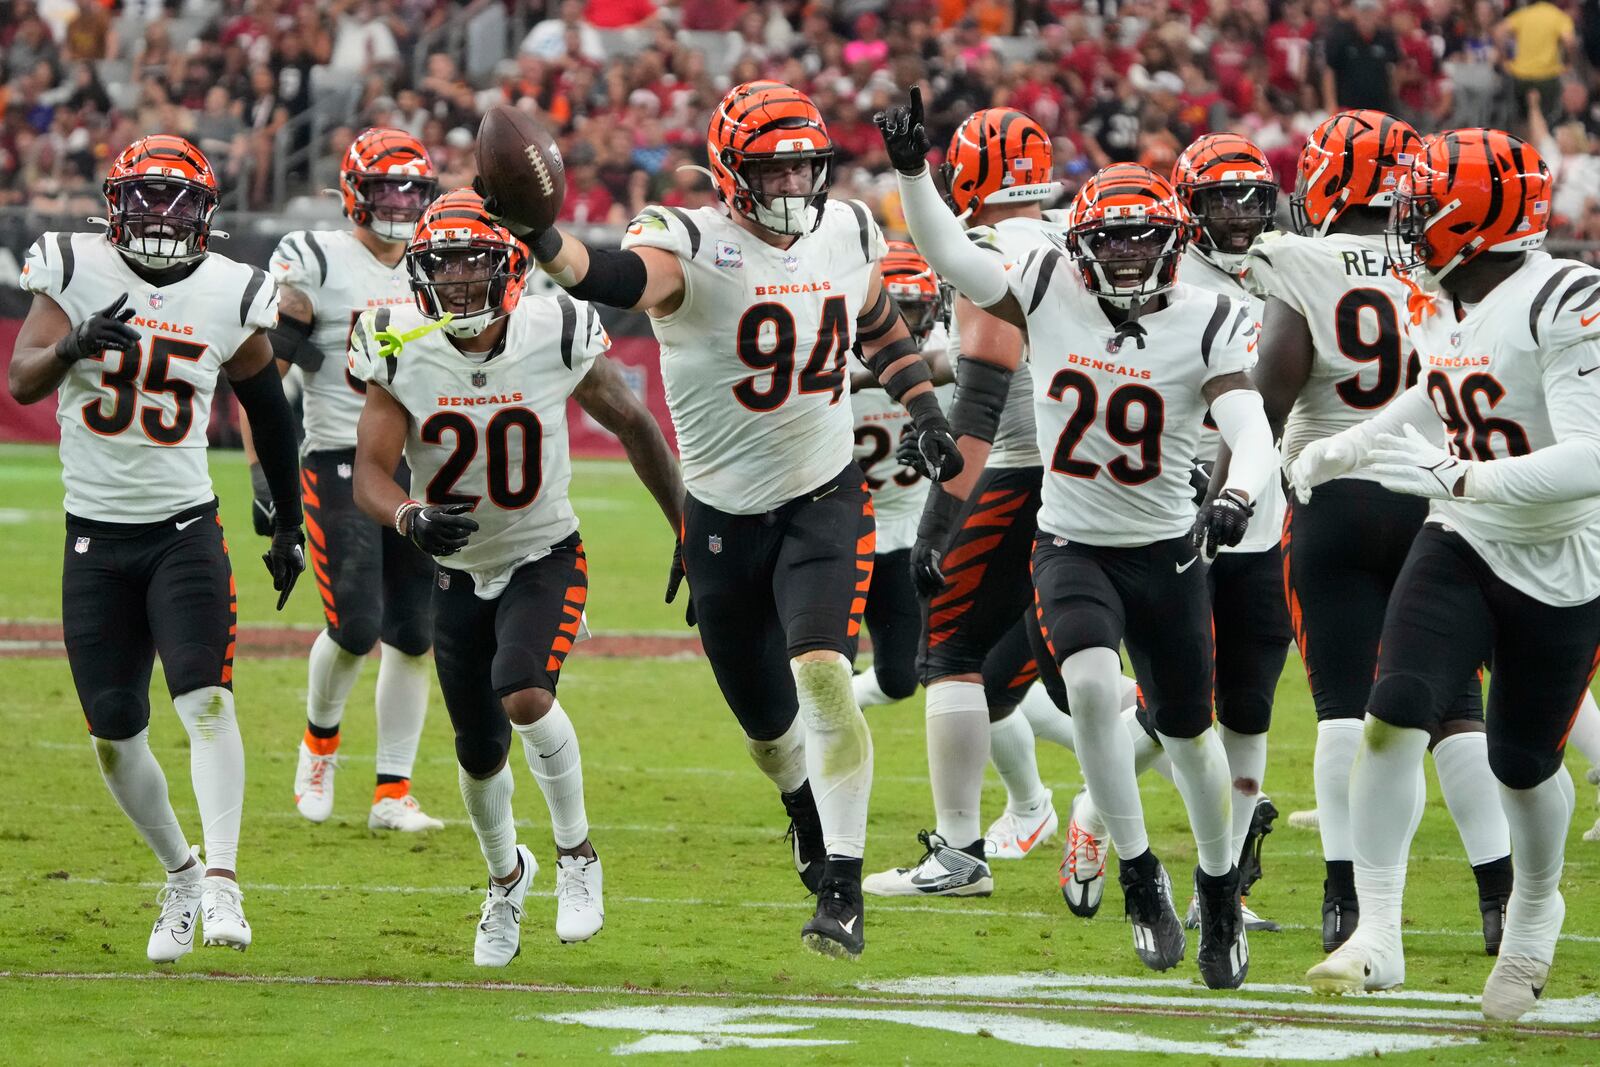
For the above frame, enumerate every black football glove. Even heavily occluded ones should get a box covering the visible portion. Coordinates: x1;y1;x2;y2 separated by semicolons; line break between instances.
1190;488;1254;561
249;462;275;537
56;293;140;364
664;540;696;627
261;524;306;611
908;488;962;598
406;502;479;557
873;86;933;175
897;392;964;484
471;174;564;261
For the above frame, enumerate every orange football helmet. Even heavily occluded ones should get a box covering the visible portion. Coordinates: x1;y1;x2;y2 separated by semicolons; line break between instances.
1067;163;1190;305
340;127;438;242
707;80;833;236
881;240;946;346
1389;129;1551;281
1290;110;1420;237
406;188;529;339
1173;133;1276;271
939;107;1056;219
102;135;220;269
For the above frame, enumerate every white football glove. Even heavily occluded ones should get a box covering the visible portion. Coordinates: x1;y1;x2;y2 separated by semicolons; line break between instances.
1367;424;1470;500
1284;435;1362;503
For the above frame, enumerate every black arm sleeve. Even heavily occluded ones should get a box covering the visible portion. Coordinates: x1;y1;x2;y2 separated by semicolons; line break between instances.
948;357;1012;443
566;245;650;308
268;314;321;371
864;335;932;404
232;361;303;528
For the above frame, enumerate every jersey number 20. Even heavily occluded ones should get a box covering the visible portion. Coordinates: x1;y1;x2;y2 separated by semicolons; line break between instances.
421;408;542;509
82;337;208;445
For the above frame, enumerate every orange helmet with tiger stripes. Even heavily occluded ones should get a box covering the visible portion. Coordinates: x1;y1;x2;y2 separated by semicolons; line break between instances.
102;135;220;269
881;240;947;346
1067;163;1190;306
1290;110;1420;237
939;107;1056;219
405;188;529;339
707;81;834;236
1388;129;1551;281
1173;133;1276;272
340;127;438;242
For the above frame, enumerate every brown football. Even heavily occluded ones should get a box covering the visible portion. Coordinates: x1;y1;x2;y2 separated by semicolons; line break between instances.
474;105;566;234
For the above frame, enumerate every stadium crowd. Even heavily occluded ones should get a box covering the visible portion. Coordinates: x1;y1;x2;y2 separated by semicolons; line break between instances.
6;0;1600;240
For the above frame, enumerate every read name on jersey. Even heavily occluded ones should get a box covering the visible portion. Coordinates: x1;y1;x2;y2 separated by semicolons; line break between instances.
621;200;885;515
350;292;609;597
21;231;278;523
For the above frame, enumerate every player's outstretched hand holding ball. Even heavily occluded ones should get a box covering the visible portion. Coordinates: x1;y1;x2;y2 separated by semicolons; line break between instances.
55;293;140;364
405;503;479;557
874;86;933;174
473;105;566;254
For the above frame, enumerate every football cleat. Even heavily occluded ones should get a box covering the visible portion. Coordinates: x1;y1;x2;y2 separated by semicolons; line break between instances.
782;783;827;894
1307;932;1405;995
147;851;203;963
863;830;993;897
1238;795;1278;896
1060;789;1107;917
1287;809;1320;831
1482;894;1509;957
554;852;604;943
1120;853;1186;971
293;741;337;823
1184;891;1280;932
475;844;536;966
984;790;1058;860
1585;817;1600;843
802;875;865;959
368;793;445;832
1322;880;1359;953
1482;954;1552;1021
199;876;251;951
1194;866;1249;989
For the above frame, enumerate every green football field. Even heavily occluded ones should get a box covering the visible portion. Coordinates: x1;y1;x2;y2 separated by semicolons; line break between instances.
2;442;1598;1065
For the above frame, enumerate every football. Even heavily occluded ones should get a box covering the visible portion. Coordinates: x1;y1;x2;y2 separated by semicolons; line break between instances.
474;105;566;235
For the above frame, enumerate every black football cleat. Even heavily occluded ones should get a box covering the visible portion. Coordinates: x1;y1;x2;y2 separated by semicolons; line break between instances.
1196;866;1250;989
1322;880;1360;953
1482;894;1508;957
1120;852;1186;972
1238;795;1279;897
802;875;864;960
781;783;827;894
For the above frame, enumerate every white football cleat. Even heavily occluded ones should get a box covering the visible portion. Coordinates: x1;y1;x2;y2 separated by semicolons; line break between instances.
1287;809;1320;831
554;852;605;943
1482;954;1553;1021
475;844;536;966
864;830;993;897
984;790;1058;860
368;794;445;832
294;741;337;823
1583;818;1600;843
1306;932;1404;994
200;876;252;951
147;852;203;963
1059;789;1107;918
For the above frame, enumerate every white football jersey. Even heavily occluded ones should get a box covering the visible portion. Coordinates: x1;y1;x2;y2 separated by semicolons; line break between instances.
1005;248;1254;546
1243;231;1431;480
20;231;278;523
350;292;609;598
1403;252;1600;606
1178;246;1285;554
849;324;952;554
270;229;414;455
621;200;884;514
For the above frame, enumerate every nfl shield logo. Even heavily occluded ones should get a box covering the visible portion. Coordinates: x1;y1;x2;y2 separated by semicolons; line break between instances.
1105;335;1122;354
148;292;163;310
1449;331;1461;347
337;462;352;479
74;536;90;554
708;535;723;555
437;571;451;590
472;370;487;387
782;255;799;274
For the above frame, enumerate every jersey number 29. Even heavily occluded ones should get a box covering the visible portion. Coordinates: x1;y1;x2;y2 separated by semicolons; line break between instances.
1046;369;1164;485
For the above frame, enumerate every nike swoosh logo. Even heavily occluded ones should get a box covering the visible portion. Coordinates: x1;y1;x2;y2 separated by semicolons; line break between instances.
1580;366;1600;377
1015;817;1052;853
811;485;839;501
841;915;858;934
1246;338;1258;353
1175;556;1198;573
175;517;202;531
538;740;569;761
1582;312;1600;327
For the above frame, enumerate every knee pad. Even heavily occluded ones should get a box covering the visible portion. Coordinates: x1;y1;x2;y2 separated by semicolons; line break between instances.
791;654;859;731
1149;700;1212;740
1488;737;1564;791
1366;671;1445;732
382;613;433;658
455;724;511;778
874;661;919;701
1216;691;1273;736
331;615;381;657
161;643;230;697
491;645;543;698
85;689;151;741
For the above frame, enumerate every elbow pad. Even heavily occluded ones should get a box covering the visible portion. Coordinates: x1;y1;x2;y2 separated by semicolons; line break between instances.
269;316;321;371
567;246;649;309
949;358;1012;443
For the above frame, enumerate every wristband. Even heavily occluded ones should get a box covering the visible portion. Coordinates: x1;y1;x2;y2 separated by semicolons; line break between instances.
395;500;423;535
528;227;563;263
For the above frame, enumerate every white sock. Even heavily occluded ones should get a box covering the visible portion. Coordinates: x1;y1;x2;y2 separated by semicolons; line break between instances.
512;701;588;850
1349;720;1429;939
794;654;873;858
307;629;363;732
1432;731;1511;866
852;667;894;708
1498;767;1575;962
1220;726;1268;863
989;709;1047;813
925;679;989;847
1018;683;1075;750
92;729;192;872
1314;718;1365;862
373;643;430;782
1565;688;1600;768
1063;647;1148;860
459;762;518;879
1158;728;1236;876
172;687;245;873
746;714;808;795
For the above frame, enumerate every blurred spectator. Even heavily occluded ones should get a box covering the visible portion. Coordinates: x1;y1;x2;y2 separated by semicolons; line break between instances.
523;0;605;62
1323;0;1399;112
1440;0;1505;129
62;60;110;116
586;0;656;30
1499;0;1579;123
191;84;245;168
7;12;60;83
1529;87;1600;226
63;2;118;63
679;0;744;32
1266;1;1316;99
329;0;401;79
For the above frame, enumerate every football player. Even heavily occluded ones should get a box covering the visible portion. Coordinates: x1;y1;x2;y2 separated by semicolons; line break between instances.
350;189;683;964
882;88;1279;989
7;136;305;961
480;80;963;960
251;128;445;832
1291;130;1600;1020
1244;111;1511;954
